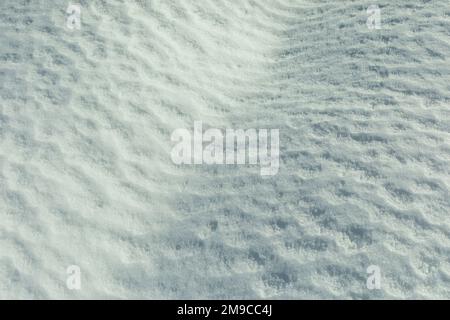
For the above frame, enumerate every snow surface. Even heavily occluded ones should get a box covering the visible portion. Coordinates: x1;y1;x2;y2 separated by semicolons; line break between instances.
1;0;450;299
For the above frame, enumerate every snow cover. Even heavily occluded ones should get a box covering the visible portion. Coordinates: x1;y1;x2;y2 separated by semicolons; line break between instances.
1;0;450;299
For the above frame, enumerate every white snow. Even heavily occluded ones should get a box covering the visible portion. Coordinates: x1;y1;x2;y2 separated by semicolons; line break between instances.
1;0;450;299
